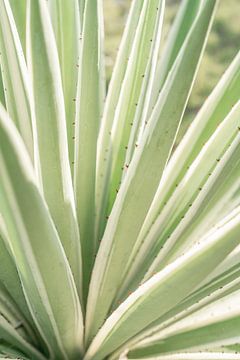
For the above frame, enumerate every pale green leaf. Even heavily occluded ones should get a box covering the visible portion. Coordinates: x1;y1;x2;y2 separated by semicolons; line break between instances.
106;0;165;212
48;0;80;171
129;315;240;358
139;49;240;249
86;0;217;342
74;0;101;298
137;0;202;135
0;232;37;343
0;0;33;159
26;0;82;293
116;101;240;297
126;351;240;360
95;0;145;240
155;0;202;91
0;105;83;359
8;0;26;52
85;210;239;360
0;314;46;360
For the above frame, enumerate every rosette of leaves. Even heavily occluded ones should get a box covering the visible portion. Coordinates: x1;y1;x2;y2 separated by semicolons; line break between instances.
0;0;240;359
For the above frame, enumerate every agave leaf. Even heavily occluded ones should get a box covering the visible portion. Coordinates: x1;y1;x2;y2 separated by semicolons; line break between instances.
48;0;80;171
8;0;26;52
98;0;106;118
95;0;145;240
0;0;33;160
106;0;165;212
154;0;202;92
86;0;217;342
0;233;36;339
125;351;240;359
0;315;45;360
200;243;240;288
144;130;240;280
26;0;82;293
0;282;36;345
74;0;101;298
136;241;240;347
112;266;240;359
139;49;240;248
110;222;240;359
117;101;240;296
84;210;240;360
123;0;165;168
137;0;202;138
0;106;83;359
129;301;240;358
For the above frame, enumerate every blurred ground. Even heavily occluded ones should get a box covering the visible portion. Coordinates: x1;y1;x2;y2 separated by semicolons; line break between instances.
103;0;240;133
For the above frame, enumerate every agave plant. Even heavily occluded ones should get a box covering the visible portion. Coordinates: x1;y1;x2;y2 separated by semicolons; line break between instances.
0;0;240;358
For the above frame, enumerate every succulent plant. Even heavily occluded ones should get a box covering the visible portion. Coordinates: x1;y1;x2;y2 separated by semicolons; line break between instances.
0;0;240;359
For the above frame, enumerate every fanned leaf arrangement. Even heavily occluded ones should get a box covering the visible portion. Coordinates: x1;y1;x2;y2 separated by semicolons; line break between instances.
0;0;239;359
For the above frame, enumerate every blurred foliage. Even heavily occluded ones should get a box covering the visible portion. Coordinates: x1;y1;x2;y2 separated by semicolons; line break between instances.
104;0;240;129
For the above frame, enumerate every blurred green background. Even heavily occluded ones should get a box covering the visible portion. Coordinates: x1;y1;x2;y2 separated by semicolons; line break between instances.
103;0;240;133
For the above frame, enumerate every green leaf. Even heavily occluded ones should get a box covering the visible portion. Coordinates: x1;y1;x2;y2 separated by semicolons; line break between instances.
155;0;202;90
0;315;46;360
116;100;240;297
110;241;240;359
0;281;37;346
138;49;240;251
0;232;37;343
26;0;82;294
126;351;240;359
0;105;83;359
106;0;165;213
95;0;145;240
123;2;165;168
129;305;240;358
86;0;218;342
8;0;26;52
84;210;240;360
98;0;106;119
74;0;101;299
48;0;80;171
0;0;33;159
137;0;202;131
